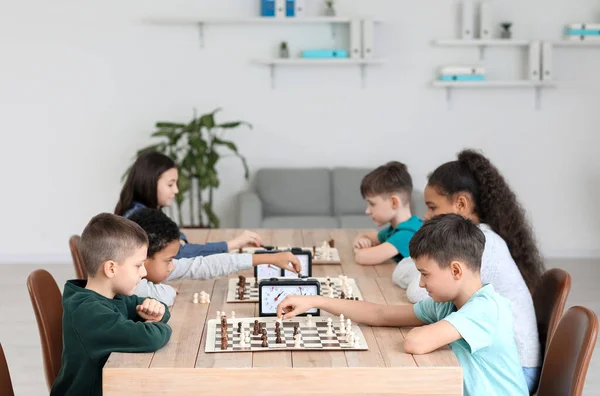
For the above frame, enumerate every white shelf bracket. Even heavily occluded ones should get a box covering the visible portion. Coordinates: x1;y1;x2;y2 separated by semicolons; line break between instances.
198;23;205;48
479;45;486;61
445;87;453;110
360;64;367;89
534;86;542;110
270;64;276;90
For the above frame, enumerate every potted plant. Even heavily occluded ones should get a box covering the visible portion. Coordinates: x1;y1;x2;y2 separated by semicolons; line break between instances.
129;107;251;228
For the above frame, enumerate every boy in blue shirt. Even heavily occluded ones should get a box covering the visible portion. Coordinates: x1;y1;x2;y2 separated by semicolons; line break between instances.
353;161;422;265
278;214;528;396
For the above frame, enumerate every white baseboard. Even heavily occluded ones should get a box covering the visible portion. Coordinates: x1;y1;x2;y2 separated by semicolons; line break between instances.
0;254;72;265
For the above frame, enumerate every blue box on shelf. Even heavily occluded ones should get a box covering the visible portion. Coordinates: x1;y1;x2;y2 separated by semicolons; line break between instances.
261;0;275;17
302;49;349;58
286;0;295;17
565;28;600;36
438;75;486;82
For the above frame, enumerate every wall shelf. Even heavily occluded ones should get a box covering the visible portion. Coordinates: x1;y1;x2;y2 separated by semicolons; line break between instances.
432;80;556;110
433;39;531;60
252;58;386;89
550;39;600;47
143;17;381;25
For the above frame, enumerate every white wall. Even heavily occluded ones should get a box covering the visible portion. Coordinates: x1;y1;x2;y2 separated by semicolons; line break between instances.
1;0;599;262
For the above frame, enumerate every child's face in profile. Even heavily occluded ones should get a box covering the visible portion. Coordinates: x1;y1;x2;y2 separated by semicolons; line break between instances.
113;246;148;296
364;194;397;226
157;167;179;207
415;256;459;302
144;240;179;283
423;185;458;221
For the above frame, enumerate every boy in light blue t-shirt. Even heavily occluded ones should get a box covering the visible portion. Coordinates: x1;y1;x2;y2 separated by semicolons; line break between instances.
353;161;422;265
277;214;528;396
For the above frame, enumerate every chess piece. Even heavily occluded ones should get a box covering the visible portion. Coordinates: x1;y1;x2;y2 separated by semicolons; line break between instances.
238;288;245;301
353;335;360;348
339;321;346;335
216;311;221;320
328;287;334;298
329;239;335;248
306;314;314;327
238;275;246;285
253;320;259;335
276;334;283;344
312;246;316;258
275;321;280;329
261;334;268;347
238;247;243;253
293;325;299;337
237;322;243;333
193;293;199;304
340;291;345;299
245;334;251;344
231;311;235;320
294;333;302;347
240;334;247;347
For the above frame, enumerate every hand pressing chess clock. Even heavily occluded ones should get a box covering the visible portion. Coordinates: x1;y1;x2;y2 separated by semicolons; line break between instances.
259;278;320;317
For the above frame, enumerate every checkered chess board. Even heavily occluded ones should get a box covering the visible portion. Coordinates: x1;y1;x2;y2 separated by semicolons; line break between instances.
226;277;364;303
205;316;368;353
229;246;341;265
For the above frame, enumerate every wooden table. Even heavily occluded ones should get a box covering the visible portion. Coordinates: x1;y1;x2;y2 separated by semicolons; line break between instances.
104;229;462;396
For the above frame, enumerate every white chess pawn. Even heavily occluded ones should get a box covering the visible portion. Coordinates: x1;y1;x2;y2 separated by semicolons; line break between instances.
294;333;302;347
353;336;360;348
347;331;354;344
346;321;352;335
240;333;246;346
231;311;235;319
327;317;332;325
339;314;345;322
193;293;199;304
327;287;334;298
347;286;353;298
306;314;314;327
216;311;221;320
339;322;346;335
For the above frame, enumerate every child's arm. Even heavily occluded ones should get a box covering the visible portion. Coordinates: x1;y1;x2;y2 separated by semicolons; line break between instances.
226;230;263;250
166;252;301;282
403;321;461;355
277;295;425;328
135;279;177;307
73;301;172;359
353;231;380;249
354;242;399;265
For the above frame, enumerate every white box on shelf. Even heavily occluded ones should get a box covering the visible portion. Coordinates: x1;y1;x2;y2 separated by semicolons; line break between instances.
461;0;475;39
439;66;485;75
275;0;286;18
294;0;306;17
362;19;374;58
564;35;600;41
528;40;541;81
478;2;492;39
350;19;361;58
541;41;552;80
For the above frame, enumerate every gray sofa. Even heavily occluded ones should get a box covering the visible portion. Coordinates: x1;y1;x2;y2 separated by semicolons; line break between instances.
237;167;425;229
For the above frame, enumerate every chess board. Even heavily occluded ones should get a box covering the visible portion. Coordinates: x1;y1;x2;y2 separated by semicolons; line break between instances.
229;246;341;265
226;277;364;303
205;316;368;353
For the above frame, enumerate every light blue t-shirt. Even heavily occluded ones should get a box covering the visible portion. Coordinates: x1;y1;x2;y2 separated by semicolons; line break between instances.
413;284;528;396
377;215;422;262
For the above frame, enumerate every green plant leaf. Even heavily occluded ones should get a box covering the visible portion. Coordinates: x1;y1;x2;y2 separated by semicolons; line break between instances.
155;122;186;128
203;202;220;228
216;121;253;129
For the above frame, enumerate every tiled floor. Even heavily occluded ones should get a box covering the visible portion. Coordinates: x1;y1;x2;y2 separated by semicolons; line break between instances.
1;259;598;395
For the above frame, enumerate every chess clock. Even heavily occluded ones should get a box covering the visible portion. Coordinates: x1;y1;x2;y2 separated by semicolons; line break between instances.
253;248;312;279
258;278;320;317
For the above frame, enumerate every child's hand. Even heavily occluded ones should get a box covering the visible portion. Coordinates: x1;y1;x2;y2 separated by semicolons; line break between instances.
228;230;263;250
136;298;166;322
354;237;373;249
271;252;302;274
277;295;317;319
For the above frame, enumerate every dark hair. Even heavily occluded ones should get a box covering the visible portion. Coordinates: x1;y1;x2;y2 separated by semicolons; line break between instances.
427;148;545;292
114;151;176;216
80;213;148;277
128;208;180;258
360;161;413;205
409;213;485;271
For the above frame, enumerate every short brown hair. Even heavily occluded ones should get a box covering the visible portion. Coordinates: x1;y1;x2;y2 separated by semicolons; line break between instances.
80;213;149;277
409;213;485;271
360;161;413;205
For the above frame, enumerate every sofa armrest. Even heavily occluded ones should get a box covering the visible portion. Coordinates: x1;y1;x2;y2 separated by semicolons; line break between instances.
238;191;263;228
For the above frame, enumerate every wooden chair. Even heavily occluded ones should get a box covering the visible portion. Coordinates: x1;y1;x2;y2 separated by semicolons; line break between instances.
0;342;15;396
537;306;598;396
69;235;87;279
27;269;63;390
533;268;572;355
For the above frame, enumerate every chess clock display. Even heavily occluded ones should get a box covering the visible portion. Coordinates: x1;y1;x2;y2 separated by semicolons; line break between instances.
259;278;320;317
253;248;312;278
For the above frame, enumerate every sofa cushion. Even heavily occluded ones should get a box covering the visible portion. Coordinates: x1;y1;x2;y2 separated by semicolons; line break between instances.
262;216;338;229
332;167;371;215
339;215;374;229
256;168;332;217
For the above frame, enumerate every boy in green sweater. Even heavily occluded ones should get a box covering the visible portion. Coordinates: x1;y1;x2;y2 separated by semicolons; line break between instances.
51;213;172;396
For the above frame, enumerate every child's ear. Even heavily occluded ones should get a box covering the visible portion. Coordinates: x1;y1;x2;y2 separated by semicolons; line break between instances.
454;193;470;215
102;260;117;279
449;261;463;280
390;195;400;209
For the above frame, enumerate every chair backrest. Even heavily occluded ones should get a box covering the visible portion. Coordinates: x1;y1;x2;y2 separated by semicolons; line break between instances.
0;343;15;396
537;306;598;396
69;235;87;279
533;268;572;355
27;269;63;391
